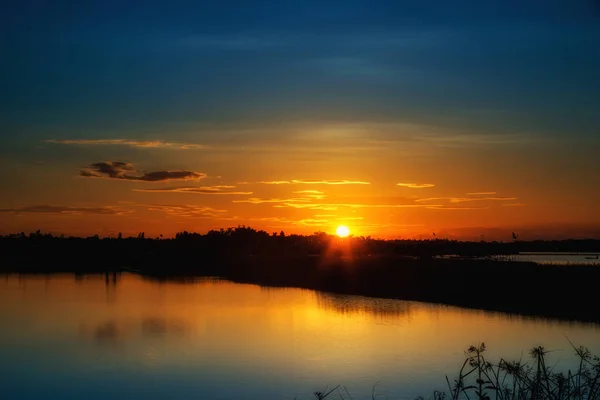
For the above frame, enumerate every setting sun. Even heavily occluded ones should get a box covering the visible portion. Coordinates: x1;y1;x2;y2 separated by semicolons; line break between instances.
336;225;350;237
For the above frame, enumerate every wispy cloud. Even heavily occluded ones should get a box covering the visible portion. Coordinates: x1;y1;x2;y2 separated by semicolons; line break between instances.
426;206;489;210
45;139;206;150
233;197;312;204
246;216;333;227
291;190;327;199
256;214;363;225
397;183;435;189
295;219;330;226
450;197;517;203
415;131;540;147
466;192;497;195
252;180;370;185
131;203;227;218
293;190;324;194
417;196;517;204
292;179;370;185
273;204;340;211
132;186;251;195
257;180;292;185
239;198;442;210
0;205;128;215
80;162;205;182
295;203;440;209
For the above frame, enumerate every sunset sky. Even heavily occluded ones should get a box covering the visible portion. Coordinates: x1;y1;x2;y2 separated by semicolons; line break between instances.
1;1;599;240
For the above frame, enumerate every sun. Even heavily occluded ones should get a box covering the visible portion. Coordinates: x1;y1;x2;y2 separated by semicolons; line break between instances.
336;225;350;238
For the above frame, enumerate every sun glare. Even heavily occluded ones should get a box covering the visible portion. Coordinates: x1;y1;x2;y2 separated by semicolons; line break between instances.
336;225;350;238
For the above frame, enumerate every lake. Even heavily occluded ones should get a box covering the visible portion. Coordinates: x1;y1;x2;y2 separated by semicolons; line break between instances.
1;274;599;400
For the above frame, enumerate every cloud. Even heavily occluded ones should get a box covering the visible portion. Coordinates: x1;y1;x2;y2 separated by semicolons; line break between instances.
236;197;443;210
450;197;517;203
233;197;313;204
82;161;136;178
250;216;367;227
45;139;206;150
131;203;227;218
132;186;251;195
80;162;205;182
295;219;330;226
426;206;489;210
339;203;437;209
274;204;340;211
291;190;327;199
0;205;128;215
293;190;324;194
416;196;517;203
292;179;370;185
245;217;330;227
257;180;292;185
397;183;435;189
252;180;370;185
466;192;497;195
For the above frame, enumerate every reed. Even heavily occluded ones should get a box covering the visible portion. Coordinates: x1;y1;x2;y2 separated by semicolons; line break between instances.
316;341;600;400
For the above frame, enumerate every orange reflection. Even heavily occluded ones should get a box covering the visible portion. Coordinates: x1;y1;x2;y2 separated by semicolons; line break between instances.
1;273;599;386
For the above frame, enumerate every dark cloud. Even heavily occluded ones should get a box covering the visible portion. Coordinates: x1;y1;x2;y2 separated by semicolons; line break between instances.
0;205;127;215
80;162;205;182
84;162;135;178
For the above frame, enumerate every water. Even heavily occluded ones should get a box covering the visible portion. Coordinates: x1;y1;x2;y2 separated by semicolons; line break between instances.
514;252;600;265
1;274;598;400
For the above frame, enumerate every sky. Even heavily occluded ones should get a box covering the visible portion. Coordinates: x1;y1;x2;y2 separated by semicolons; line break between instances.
1;0;599;240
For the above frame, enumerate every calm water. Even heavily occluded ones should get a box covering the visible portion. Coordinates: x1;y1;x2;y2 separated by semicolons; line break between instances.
514;252;600;265
1;274;599;400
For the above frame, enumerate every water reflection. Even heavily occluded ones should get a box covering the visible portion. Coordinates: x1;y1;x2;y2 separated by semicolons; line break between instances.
316;292;413;318
79;317;189;346
1;273;599;400
93;321;121;344
141;317;187;338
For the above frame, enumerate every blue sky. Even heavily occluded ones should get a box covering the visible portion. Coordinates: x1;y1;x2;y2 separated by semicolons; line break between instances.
3;0;599;140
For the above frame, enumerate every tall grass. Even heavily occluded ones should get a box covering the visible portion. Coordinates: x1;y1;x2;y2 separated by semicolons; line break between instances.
315;342;600;400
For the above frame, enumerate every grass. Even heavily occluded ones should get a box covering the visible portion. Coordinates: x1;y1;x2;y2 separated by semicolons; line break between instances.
314;341;600;400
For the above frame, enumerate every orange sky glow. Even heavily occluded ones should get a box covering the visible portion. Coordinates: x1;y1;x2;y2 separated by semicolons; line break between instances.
1;122;598;240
